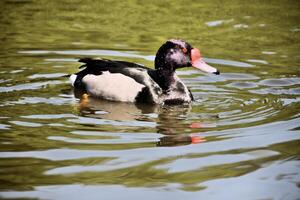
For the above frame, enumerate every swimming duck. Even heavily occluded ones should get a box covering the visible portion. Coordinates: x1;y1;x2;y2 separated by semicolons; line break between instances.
70;39;219;104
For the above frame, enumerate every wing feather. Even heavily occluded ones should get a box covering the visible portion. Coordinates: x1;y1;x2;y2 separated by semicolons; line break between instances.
72;58;163;103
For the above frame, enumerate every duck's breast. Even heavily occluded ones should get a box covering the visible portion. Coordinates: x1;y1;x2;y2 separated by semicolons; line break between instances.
163;74;192;104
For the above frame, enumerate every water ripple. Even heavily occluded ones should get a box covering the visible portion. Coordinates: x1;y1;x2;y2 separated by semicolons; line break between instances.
0;81;63;93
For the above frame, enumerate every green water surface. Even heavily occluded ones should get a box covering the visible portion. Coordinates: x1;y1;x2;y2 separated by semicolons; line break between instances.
0;0;300;199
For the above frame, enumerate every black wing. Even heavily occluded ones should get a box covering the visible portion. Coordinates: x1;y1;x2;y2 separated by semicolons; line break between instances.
78;58;151;70
73;58;154;88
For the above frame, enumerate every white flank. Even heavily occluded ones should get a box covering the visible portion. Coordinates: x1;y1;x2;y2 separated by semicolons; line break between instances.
69;74;77;86
82;71;145;102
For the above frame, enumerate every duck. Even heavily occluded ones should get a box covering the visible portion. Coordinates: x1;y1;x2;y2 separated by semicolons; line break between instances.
69;39;220;104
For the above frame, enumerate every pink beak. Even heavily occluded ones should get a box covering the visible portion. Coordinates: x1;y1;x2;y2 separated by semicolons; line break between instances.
191;48;219;75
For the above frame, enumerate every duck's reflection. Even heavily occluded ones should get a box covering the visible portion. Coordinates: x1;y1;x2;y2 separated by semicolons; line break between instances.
157;135;206;146
75;92;210;147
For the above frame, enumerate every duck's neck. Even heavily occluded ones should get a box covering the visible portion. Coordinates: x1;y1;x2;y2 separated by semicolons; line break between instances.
157;68;176;90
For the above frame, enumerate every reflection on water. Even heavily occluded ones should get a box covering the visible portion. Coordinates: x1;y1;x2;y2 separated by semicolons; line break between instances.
76;95;206;146
0;0;300;200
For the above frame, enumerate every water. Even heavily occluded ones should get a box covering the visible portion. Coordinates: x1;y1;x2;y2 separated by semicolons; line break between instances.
0;0;300;199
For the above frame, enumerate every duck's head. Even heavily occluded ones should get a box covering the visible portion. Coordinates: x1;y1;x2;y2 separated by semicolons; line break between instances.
155;39;219;75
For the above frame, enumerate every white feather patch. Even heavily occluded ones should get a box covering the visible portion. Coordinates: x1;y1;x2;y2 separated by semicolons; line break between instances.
69;74;77;86
82;71;145;102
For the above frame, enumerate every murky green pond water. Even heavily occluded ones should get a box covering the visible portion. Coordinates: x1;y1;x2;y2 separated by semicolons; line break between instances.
0;0;300;199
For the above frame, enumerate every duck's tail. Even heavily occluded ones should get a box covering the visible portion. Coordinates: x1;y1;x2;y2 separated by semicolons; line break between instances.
69;74;77;87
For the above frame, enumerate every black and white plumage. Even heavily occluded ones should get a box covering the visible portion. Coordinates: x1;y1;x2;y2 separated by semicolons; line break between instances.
69;39;220;104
